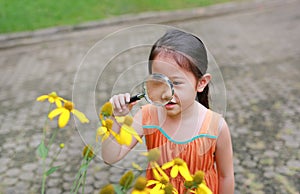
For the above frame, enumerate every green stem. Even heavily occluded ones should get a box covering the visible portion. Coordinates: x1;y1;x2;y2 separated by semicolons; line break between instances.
48;127;59;148
73;173;83;194
49;148;62;168
71;171;81;193
81;159;90;194
81;167;87;194
41;148;46;194
41;104;52;194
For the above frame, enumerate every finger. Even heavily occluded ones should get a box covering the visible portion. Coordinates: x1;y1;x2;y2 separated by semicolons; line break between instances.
110;95;122;111
119;95;127;109
125;93;131;104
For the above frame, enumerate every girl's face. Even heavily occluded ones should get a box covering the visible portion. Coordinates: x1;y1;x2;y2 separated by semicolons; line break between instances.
151;54;199;117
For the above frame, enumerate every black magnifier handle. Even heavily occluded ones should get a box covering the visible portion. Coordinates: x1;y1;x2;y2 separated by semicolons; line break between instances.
129;93;145;103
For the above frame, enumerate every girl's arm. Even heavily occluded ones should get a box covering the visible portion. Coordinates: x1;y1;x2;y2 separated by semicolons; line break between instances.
215;119;235;194
101;93;143;164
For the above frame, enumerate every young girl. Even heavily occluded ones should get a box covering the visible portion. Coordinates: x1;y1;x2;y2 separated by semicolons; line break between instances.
102;29;234;194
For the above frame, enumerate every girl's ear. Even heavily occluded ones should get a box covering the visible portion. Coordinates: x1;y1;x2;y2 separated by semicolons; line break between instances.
197;73;211;92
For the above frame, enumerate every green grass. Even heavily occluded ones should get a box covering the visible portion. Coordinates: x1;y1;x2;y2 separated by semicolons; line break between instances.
0;0;233;34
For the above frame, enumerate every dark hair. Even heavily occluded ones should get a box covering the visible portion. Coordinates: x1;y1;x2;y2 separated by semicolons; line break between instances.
148;29;209;108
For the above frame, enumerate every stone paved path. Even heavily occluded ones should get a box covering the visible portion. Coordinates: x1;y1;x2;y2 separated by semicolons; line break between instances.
0;0;299;193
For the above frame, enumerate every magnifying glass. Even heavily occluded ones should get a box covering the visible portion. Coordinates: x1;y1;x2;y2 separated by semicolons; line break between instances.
129;73;174;106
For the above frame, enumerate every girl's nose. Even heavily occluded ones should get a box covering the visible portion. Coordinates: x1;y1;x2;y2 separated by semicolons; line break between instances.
161;88;173;103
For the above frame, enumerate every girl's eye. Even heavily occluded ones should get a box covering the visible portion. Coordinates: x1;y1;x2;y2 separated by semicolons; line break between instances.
172;81;182;85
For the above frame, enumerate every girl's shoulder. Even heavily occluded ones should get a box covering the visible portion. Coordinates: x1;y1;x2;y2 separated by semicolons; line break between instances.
200;108;224;137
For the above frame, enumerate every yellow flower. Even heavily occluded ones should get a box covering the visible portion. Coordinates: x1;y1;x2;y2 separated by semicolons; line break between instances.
116;116;142;146
190;183;212;194
162;158;192;181
188;171;212;194
82;145;95;159
36;91;65;107
48;100;89;128
96;119;116;142
131;176;150;194
147;175;178;194
99;184;115;194
100;102;113;117
150;161;169;182
146;161;176;194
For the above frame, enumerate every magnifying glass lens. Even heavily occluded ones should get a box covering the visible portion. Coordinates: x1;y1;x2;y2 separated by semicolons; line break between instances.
144;74;173;106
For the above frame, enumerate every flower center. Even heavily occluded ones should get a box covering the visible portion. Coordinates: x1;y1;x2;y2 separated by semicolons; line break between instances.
134;177;147;191
105;119;114;129
160;178;169;185
193;171;204;184
64;101;74;111
147;149;161;162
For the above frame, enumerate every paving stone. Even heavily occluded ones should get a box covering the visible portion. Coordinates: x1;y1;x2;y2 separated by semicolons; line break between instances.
94;170;110;180
46;188;62;194
287;159;300;170
4;187;17;194
109;174;122;184
15;181;31;191
6;168;21;177
22;163;38;171
19;171;34;181
63;173;75;182
3;177;18;186
63;182;72;191
47;177;61;187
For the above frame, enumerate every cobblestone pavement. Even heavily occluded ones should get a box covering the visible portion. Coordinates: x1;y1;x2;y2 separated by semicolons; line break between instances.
0;0;299;193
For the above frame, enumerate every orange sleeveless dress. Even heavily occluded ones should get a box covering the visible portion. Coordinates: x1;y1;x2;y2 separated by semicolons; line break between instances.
142;105;221;194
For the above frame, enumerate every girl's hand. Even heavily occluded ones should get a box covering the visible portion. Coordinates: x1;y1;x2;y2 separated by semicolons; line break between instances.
110;93;135;116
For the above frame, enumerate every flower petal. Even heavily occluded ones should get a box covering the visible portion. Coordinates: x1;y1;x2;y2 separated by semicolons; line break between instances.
133;133;143;144
97;127;108;135
36;95;48;102
102;132;110;142
71;109;89;123
179;166;193;181
54;99;62;107
115;116;125;123
161;160;175;170
151;183;162;193
154;163;169;182
152;168;161;180
198;183;213;194
48;97;55;103
119;127;132;146
146;180;158;187
48;108;64;120
58;110;70;128
170;165;179;178
132;162;143;171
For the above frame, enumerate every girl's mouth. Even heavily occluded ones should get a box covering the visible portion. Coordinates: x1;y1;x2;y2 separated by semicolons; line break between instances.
165;101;176;109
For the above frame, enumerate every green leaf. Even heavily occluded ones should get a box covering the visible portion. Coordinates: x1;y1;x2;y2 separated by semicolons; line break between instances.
46;166;60;176
113;185;124;194
37;141;48;158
